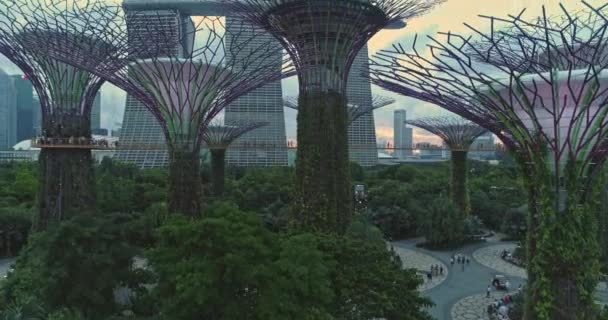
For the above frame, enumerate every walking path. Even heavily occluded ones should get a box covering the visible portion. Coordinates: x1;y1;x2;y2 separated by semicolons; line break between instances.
392;246;448;291
451;292;509;320
394;236;608;320
392;236;526;320
473;243;527;279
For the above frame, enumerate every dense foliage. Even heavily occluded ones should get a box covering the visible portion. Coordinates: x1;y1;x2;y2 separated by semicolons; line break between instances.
0;158;530;319
1;213;147;319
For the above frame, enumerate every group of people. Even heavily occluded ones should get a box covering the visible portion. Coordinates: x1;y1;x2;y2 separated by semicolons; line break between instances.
450;253;470;271
487;294;514;320
33;137;116;148
427;264;444;280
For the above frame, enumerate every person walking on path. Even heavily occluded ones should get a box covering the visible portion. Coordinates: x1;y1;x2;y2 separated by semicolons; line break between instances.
487;285;492;298
439;266;444;275
450;257;454;267
466;257;470;265
505;280;510;292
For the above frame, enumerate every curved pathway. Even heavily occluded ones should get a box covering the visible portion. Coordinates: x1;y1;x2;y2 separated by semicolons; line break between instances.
392;237;526;320
473;244;527;279
451;292;508;320
393;246;448;291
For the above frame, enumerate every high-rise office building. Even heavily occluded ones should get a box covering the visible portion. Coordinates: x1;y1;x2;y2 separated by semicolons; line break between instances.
0;69;17;150
393;109;412;159
347;45;378;167
10;75;35;142
224;17;288;167
32;96;41;136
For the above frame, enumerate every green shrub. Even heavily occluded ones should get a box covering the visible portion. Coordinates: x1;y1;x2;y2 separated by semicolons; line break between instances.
0;207;32;257
2;213;146;319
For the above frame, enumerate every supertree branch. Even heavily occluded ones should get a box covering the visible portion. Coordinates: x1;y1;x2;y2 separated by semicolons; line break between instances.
228;0;444;93
407;116;486;217
467;6;608;73
0;0;122;230
0;0;115;126
406;117;487;151
40;12;293;151
202;120;268;196
370;3;608;319
38;9;293;216
283;94;395;124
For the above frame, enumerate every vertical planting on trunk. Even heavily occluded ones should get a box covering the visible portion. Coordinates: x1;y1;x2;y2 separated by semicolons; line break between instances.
293;92;352;234
522;159;602;319
210;149;226;197
450;150;469;217
168;148;201;217
35;113;96;231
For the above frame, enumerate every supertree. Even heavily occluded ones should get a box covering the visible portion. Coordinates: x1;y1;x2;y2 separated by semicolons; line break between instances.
0;0;123;230
406;117;486;217
227;0;444;233
202;120;268;196
284;94;396;124
369;3;608;318
35;9;293;216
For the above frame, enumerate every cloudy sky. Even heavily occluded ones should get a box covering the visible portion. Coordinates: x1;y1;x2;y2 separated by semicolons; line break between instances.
0;0;599;144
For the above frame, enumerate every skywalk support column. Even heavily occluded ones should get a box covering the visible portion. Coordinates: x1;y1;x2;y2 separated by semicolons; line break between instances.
36;113;95;231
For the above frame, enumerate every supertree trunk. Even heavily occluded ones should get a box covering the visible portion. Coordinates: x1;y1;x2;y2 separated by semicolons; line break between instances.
168;148;201;217
449;150;470;217
293;91;352;234
210;149;226;197
522;159;601;320
35;116;95;232
519;160;541;319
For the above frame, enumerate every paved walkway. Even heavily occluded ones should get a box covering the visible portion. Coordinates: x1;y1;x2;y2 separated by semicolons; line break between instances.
473;244;527;279
392;238;526;320
393;245;448;291
451;292;510;320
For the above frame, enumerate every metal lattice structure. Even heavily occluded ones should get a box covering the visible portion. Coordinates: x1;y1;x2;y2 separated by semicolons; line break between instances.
406;117;487;152
37;7;294;216
0;0;118;230
407;117;486;217
202;119;268;196
283;94;395;124
369;3;608;318
228;0;444;233
229;0;445;93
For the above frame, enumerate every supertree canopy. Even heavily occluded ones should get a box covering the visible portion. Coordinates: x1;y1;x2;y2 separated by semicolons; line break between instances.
228;0;444;233
369;3;608;318
38;8;293;216
202;120;268;196
284;94;395;124
407;117;486;217
0;0;122;230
